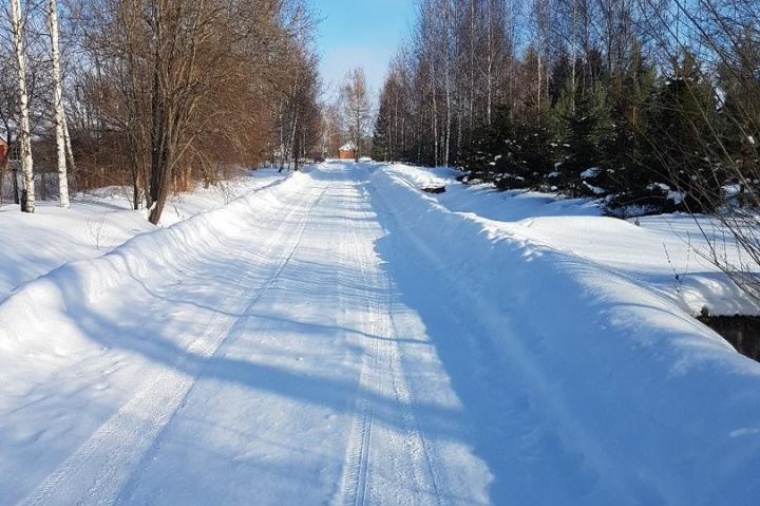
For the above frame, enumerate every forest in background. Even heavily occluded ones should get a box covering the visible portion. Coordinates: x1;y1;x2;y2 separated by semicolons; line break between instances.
0;0;327;224
372;0;760;217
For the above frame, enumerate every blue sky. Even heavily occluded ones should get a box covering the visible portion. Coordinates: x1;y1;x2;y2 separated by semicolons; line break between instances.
313;0;416;101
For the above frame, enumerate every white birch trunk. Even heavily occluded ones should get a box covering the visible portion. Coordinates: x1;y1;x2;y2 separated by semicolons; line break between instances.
11;0;34;213
538;53;542;112
486;0;494;127
444;40;452;167
431;57;439;167
48;0;69;207
571;0;578;114
469;0;475;134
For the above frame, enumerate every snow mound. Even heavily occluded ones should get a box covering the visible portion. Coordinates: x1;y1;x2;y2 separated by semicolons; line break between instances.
0;172;305;391
372;165;760;505
383;164;756;316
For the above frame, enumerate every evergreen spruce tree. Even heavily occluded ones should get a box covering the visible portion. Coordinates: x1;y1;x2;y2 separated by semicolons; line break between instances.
716;34;760;207
552;77;612;197
603;42;663;214
461;104;553;190
647;52;723;212
372;101;390;162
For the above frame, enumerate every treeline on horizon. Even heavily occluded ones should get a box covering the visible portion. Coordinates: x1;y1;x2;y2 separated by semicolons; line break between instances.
372;0;760;216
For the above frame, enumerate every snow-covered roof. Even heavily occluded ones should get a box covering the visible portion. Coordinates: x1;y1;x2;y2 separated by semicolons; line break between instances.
339;142;357;152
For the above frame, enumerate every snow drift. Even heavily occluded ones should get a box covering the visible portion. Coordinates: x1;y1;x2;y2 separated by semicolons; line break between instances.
0;171;305;393
371;164;760;505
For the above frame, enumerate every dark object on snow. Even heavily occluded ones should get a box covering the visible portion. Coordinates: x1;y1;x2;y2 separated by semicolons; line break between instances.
420;186;446;194
697;312;760;362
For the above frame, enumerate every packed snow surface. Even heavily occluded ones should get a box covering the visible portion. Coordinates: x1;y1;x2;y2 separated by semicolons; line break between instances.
1;161;759;505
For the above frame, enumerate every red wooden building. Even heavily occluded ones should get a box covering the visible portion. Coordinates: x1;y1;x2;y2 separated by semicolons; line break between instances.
338;142;357;160
0;137;8;167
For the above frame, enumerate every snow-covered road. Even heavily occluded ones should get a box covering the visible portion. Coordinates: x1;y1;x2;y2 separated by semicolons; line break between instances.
2;163;485;505
2;162;760;505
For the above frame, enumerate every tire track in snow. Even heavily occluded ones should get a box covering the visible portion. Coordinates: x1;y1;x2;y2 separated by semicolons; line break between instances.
333;183;383;506
332;178;444;506
16;182;328;506
369;170;641;503
337;336;377;506
383;283;445;506
332;180;374;506
111;184;328;505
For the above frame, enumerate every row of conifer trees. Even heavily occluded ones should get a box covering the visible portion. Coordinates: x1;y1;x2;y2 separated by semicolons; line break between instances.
372;0;760;216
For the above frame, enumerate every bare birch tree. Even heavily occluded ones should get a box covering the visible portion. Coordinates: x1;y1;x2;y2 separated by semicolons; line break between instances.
9;0;34;212
47;0;68;207
340;67;372;161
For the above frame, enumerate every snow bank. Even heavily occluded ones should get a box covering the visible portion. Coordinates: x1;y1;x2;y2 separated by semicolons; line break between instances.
0;171;306;393
0;169;283;301
372;166;760;505
383;164;757;316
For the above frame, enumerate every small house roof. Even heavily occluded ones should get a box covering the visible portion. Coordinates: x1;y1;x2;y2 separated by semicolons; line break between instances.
339;142;357;152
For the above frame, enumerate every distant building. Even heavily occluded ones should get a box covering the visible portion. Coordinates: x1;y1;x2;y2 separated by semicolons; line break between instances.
0;137;8;167
339;142;357;160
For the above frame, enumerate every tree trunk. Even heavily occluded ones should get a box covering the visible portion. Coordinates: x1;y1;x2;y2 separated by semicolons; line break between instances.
12;166;20;205
148;42;167;223
431;56;439;166
0;158;5;205
11;0;35;213
571;0;578;114
290;112;300;169
470;0;476;137
48;0;69;208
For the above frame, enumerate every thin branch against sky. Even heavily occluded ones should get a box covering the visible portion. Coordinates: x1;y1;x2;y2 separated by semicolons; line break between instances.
315;0;415;100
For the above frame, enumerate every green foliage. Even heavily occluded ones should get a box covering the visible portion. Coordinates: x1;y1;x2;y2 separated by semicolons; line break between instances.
372;101;390;162
716;35;760;205
455;45;748;217
552;78;613;197
377;24;757;218
645;53;724;212
459;106;553;190
603;44;668;212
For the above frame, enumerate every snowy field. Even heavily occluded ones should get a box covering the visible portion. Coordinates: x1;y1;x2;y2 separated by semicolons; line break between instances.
1;161;759;505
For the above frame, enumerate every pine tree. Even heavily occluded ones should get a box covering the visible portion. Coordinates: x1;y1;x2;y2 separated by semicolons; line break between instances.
716;33;760;207
460;104;553;190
